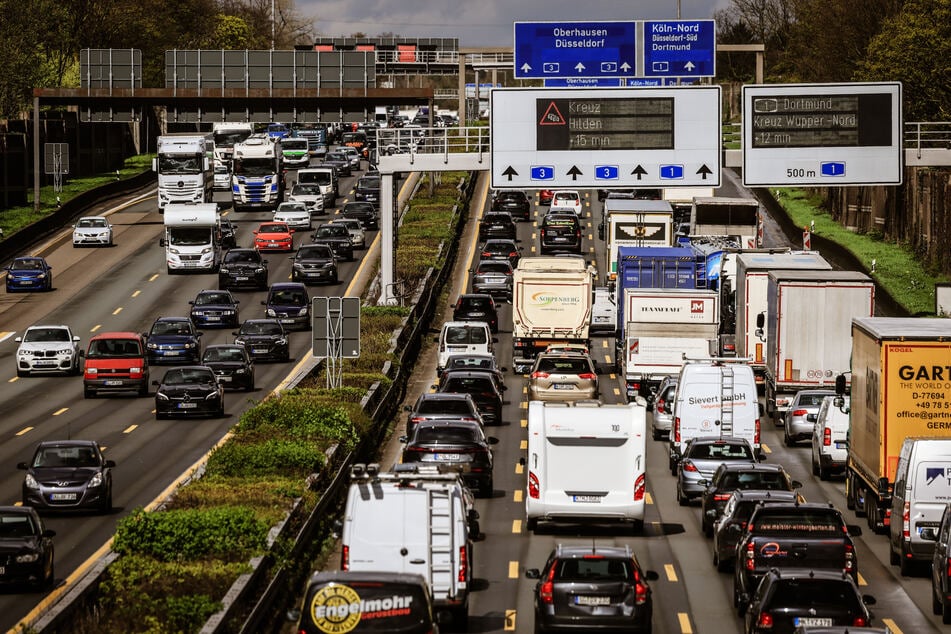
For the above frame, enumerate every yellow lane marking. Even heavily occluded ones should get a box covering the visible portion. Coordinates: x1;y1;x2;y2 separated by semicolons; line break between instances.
131;290;141;298
665;564;678;582
508;561;519;579
52;408;68;416
520;401;528;409
602;340;608;348
148;273;159;282
512;519;522;533
515;462;524;475
16;427;34;436
520;440;527;450
605;355;613;364
645;492;653;505
90;324;101;332
0;331;14;343
613;387;620;396
123;425;138;434
8;377;18;383
761;443;772;454
522;386;527;394
882;619;901;634
521;418;528;428
504;610;517;631
112;307;123;315
678;613;693;633
514;490;523;503
857;572;867;586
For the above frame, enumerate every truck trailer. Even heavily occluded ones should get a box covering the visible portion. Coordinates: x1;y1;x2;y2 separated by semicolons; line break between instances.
690;196;761;249
599;198;675;281
152;133;214;211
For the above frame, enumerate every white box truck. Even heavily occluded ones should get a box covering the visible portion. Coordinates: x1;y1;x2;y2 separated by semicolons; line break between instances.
152;133;214;211
620;288;718;399
512;257;593;373
598;198;675;281
524;400;647;533
160;203;221;274
734;252;832;387
341;463;478;627
690;197;761;249
763;270;875;419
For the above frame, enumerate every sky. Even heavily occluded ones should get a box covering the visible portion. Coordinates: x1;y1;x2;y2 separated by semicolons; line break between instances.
296;0;732;48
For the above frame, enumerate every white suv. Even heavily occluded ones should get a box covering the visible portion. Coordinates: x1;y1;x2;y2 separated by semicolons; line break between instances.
15;325;82;376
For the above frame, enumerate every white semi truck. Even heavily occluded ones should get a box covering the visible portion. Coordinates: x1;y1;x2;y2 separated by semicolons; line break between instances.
231;134;284;211
211;122;254;163
152;133;215;211
160;203;221;274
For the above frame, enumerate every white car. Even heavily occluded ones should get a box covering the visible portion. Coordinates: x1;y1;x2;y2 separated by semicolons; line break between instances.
72;216;113;247
213;163;231;190
272;202;312;230
331;218;366;249
15;325;82;376
550;189;583;216
288;182;326;216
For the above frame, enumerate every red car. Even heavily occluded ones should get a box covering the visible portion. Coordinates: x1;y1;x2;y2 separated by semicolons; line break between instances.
537;189;554;206
253;222;295;252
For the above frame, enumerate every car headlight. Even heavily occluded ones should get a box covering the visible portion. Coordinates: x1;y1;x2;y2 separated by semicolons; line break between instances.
293;263;303;271
147;342;158;350
17;349;29;357
204;391;220;400
234;337;246;345
86;367;98;375
184;342;196;349
298;307;308;316
277;338;287;346
201;248;212;255
88;472;104;488
56;347;73;355
15;552;40;564
322;263;334;269
24;474;40;490
169;248;180;255
255;267;266;273
235;368;246;374
266;308;276;317
129;367;141;374
156;391;169;401
219;267;230;274
37;273;46;280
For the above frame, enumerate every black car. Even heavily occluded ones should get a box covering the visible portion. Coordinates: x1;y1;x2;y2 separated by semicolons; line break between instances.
341;201;379;230
263;282;311;331
478;212;517;241
525;544;659;633
219;217;237;250
712;489;801;572
311;223;355;261
399;420;497;497
435;369;504;425
153;366;225;419
201;344;254;391
189;289;240;328
219;248;268;291
699;462;802;536
540;212;583;255
353;175;381;204
18;439;115;513
480;238;521;268
0;506;55;590
403;392;484;435
453;293;499;333
743;569;875;634
491;190;531;221
233;319;290;362
145;316;202;365
321;153;351;177
291;243;338;285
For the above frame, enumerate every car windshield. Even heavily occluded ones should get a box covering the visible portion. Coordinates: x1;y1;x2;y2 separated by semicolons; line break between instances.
552;557;634;582
446;357;494;371
0;513;38;539
292;184;321;196
687;442;754;460
194;292;232;306
298;246;333;259
719;471;788;490
418;400;474;415
358;177;380;189
278;203;307;212
316;226;347;238
797;392;834;407
535;358;591;374
163;369;215;385
241;322;282;335
87;339;142;358
415;425;481;444
23;328;70;343
13;259;43;270
443;377;493;393
33;445;99;469
770;579;861;610
460;297;493;310
77;218;107;228
484;242;514;253
445;326;487;345
151;321;192;336
269;290;307;306
345;203;374;213
224;251;260;264
203;347;246;363
259;224;287;234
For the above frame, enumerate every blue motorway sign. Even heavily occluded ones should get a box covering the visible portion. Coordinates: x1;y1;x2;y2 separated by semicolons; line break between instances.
515;21;637;79
544;78;623;88
643;19;715;78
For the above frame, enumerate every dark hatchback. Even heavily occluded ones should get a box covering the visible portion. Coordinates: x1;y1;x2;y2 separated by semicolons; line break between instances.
201;344;254;391
712;489;801;572
353;174;381;204
18;439;115;513
479;212;517;241
435;369;504;425
291;243;338;285
404;392;484;435
189;289;240;328
321;152;352;177
311;223;355;261
526;544;659;633
219;217;237;250
263;282;311;331
699;462;802;536
145;316;202;365
399;419;497;497
218;248;268;291
453;293;499;333
0;506;55;590
480;238;521;268
341;201;379;230
233;319;290;362
153;366;225;419
492;190;532;221
540;213;582;255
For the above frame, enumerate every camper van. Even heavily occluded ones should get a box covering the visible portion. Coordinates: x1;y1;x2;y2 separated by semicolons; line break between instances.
890;438;951;574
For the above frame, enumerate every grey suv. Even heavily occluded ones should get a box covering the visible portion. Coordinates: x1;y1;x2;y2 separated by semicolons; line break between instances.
783;389;835;446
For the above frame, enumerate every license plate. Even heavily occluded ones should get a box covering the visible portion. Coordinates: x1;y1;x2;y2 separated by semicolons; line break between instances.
794;618;832;627
218;375;232;382
252;348;267;354
104;380;123;386
553;384;573;390
178;402;198;409
835;441;847;449
235;276;249;281
205;316;220;321
280;318;295;324
573;495;602;503
575;596;609;606
50;493;77;501
434;453;462;461
165;350;181;355
553;237;567;242
268;242;279;247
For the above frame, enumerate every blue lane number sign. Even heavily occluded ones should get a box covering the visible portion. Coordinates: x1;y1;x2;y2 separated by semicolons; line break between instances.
595;165;619;180
530;166;555;180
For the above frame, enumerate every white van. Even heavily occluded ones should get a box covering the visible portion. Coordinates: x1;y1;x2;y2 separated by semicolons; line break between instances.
670;360;761;467
889;438;951;574
810;395;850;480
297;166;338;206
590;286;617;335
341;463;478;627
524;400;647;533
435;321;495;372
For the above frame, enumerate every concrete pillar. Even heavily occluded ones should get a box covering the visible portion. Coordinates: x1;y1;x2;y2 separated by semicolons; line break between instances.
379;172;397;305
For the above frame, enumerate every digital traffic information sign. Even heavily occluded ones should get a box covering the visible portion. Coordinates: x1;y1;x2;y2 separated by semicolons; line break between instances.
742;83;902;187
491;87;721;189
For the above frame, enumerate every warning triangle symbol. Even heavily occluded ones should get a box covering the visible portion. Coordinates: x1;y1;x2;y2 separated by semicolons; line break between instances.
539;101;567;126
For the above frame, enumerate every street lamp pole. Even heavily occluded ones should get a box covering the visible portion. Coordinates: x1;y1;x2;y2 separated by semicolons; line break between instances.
271;0;275;49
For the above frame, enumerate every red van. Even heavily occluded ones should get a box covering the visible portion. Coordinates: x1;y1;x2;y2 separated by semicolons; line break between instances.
83;332;150;398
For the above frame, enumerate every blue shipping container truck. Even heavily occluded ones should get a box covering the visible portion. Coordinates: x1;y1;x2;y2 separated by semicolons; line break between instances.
615;246;707;327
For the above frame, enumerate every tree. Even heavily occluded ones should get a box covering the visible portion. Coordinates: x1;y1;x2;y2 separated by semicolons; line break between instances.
0;1;46;117
714;0;797;80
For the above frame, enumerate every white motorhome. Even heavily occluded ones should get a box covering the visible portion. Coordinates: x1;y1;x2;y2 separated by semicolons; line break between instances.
231;134;284;211
341;463;477;625
160;203;220;274
671;359;762;466
152;133;214;211
211;122;253;162
524;400;647;533
599;198;675;281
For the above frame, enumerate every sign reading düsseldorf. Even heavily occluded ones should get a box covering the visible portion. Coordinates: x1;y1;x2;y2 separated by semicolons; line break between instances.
490;86;721;189
742;82;903;187
643;20;716;77
515;21;637;79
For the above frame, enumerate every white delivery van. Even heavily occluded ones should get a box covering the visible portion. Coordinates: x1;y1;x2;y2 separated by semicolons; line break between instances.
524;400;647;533
889;438;951;574
811;395;851;481
671;359;761;467
341;463;478;627
435;321;495;372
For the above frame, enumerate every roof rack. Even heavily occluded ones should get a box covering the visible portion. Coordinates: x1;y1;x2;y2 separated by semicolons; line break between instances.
350;462;467;483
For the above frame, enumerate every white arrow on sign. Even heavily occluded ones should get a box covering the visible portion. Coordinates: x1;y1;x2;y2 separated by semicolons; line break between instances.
575;62;586;73
521;63;532;73
684;61;696;71
621;62;631;72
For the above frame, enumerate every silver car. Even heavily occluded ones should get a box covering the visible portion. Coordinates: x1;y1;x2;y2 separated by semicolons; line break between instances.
675;436;757;505
288;183;326;216
331;218;366;249
783;389;835;446
650;376;678;441
471;259;513;301
72;216;113;247
338;146;363;170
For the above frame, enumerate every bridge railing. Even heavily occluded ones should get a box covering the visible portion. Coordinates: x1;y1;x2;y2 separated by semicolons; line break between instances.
374;51;513;65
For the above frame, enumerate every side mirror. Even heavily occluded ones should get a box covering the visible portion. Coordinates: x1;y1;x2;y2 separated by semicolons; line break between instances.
835;373;847;395
73;336;80;342
104;459;117;468
758;403;766;417
755;313;765;329
519;456;526;466
791;480;803;489
862;594;877;606
525;568;541;579
159;238;166;247
152;380;160;386
492;337;499;343
487;437;500;445
643;570;660;581
16;462;28;470
847;524;863;537
398;435;408;443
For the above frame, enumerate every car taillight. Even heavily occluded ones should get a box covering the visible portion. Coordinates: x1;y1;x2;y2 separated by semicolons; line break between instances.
791;409;808;417
683;461;698;472
903;501;911;540
539;566;556;604
634;572;649;605
745;541;755;571
509;251;518;258
674;417;681;443
756;611;773;628
714;493;731;501
342;545;349;570
529;471;540;499
946;556;951;579
853;617;868;627
723;343;736;352
459;546;468;582
481;251;491;258
634;473;645;501
845;543;854;571
754;418;761;445
656;398;666;414
578;373;596;380
823;428;832;446
531;372;550;379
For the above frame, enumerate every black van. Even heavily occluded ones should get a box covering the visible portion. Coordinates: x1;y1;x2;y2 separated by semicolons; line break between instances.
294;570;440;633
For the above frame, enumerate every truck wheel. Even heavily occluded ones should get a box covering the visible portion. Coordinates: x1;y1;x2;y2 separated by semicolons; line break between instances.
631;519;644;534
943;599;951;625
818;462;830;481
526;518;538;532
900;552;915;576
890;545;900;566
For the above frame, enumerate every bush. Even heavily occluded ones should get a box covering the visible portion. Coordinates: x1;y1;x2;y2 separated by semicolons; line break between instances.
236;395;357;444
206;438;326;478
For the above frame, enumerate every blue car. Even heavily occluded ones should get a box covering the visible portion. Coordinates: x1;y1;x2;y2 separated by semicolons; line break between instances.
145;316;203;365
5;256;53;292
189;289;240;328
